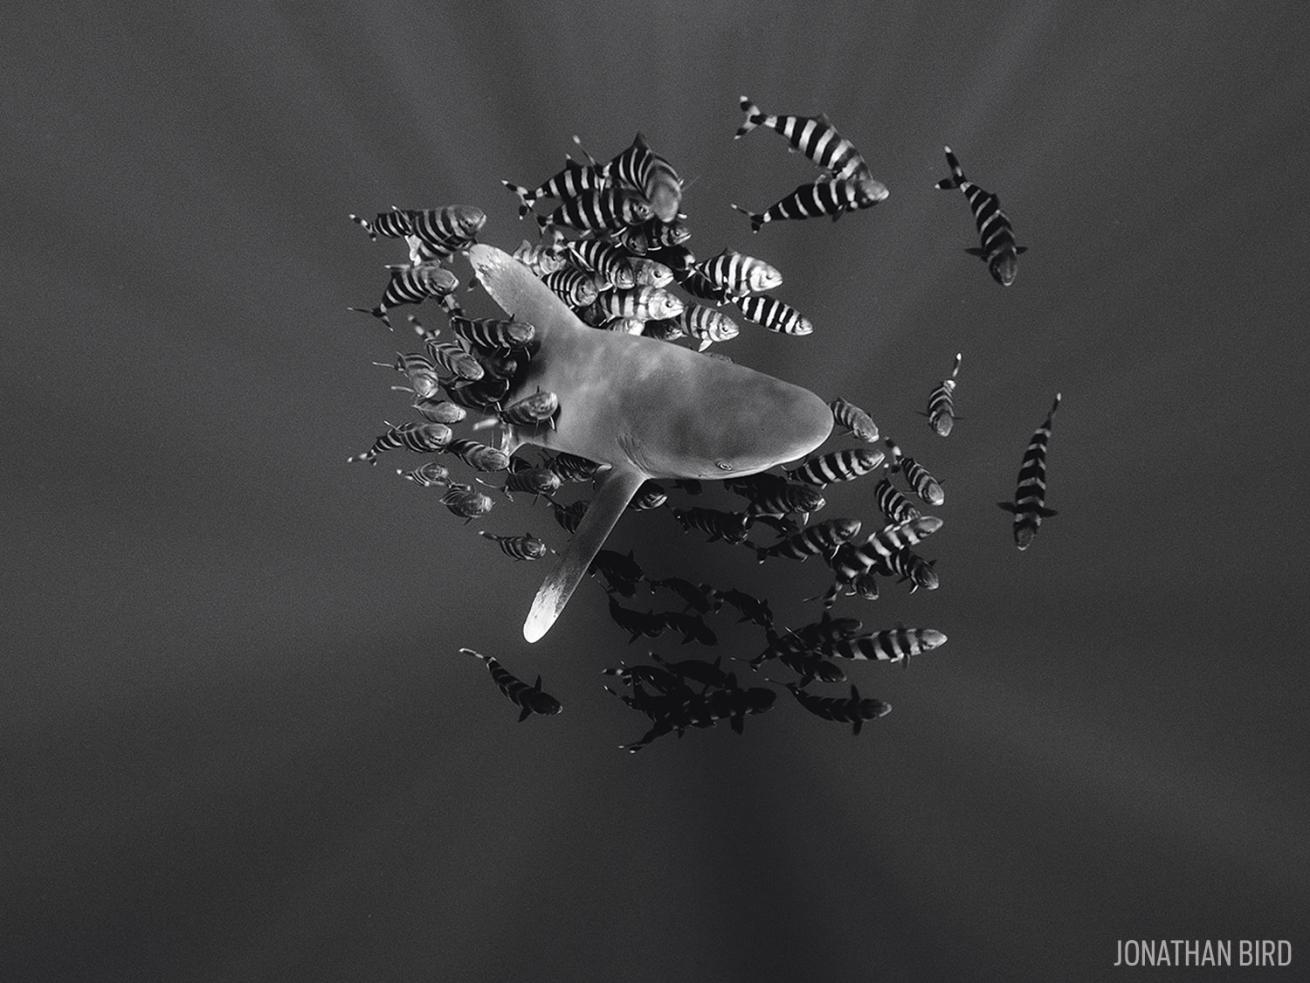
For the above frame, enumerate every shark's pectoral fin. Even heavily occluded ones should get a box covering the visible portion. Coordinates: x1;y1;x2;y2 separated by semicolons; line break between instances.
524;466;649;643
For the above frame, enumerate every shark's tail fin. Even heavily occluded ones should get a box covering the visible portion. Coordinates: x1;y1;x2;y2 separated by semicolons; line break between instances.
935;146;966;190
736;96;765;138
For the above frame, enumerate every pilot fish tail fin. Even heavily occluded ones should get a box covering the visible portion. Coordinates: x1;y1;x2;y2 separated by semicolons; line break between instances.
729;202;765;233
524;466;649;643
736;97;765;138
500;180;535;219
935;146;966;190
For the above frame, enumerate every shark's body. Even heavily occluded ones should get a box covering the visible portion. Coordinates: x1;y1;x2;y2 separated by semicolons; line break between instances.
465;244;833;641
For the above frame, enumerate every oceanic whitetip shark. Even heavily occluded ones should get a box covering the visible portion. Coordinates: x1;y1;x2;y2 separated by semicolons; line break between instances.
464;244;833;642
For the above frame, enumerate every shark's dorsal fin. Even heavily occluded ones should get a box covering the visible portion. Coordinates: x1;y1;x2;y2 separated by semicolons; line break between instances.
524;466;649;642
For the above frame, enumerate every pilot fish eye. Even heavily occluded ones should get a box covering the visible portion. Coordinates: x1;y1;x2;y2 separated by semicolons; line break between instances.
716;461;734;471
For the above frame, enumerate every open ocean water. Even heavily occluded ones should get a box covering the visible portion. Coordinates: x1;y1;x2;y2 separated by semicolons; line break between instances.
4;3;1309;980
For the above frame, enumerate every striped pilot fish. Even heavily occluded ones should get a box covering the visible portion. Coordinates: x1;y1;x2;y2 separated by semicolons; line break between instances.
412;397;467;425
755;516;861;564
478;531;550;561
998;393;1061;550
348;262;459;328
680;305;740;351
592;132;682;223
484;460;562;501
597;286;684;323
459;647;562;721
883;439;944;506
347;422;452;464
735;97;886;196
441;482;495;521
498;389;560;429
397;461;451;488
935;148;1026;286
874;467;921;524
448;314;536;350
537;187;651;236
827;627;948;664
350;206;485;263
923;353;962;437
690;249;783;300
567;239;636;290
781;683;891;736
784;447;885;487
444;438;511;472
850;515;943;574
502;156;609;218
512;239;567;277
732;177;884;232
424;338;484;382
735;294;813;336
829;397;879;443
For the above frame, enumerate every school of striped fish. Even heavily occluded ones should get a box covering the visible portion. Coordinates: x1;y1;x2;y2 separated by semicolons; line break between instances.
344;97;1063;751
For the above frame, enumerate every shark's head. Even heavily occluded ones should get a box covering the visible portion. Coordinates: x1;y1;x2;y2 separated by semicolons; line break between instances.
635;366;834;480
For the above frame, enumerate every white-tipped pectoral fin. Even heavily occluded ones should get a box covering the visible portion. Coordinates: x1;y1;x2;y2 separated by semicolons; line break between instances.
523;466;649;643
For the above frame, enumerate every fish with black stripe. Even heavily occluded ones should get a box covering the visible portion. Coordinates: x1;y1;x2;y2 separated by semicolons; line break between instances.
735;97;886;194
868;548;939;592
398;205;487;262
670;506;753;544
567;238;637;290
829;397;879;443
781;682;891;735
375;351;441;400
724;473;826;523
735;294;814;336
459;647;562;721
583;132;683;224
884;439;944;506
537;187;651;236
998;393;1061;550
827;627;948;664
849;515;944;574
349;208;410;241
396;461;450;488
922;353;962;437
874;467;921;524
498;389;560;430
546;451;604;484
444;438;510;472
440;482;495;521
627;480;668;511
755;516;861;564
680;305;740;351
549;498;588;534
596;286;684;323
347;422;452;464
502;156;609;219
935;148;1026;286
784;447;885;487
424;338;484;382
689;248;782;300
448;314;536;351
412;397;467;425
482;458;561;502
512;238;567;277
540;268;599;308
348;262;459;328
478;531;550;561
732;178;883;232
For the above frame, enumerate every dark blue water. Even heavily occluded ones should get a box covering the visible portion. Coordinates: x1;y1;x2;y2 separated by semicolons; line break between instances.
5;4;1309;979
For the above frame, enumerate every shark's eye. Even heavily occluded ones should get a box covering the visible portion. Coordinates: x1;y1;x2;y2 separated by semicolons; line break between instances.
715;461;734;471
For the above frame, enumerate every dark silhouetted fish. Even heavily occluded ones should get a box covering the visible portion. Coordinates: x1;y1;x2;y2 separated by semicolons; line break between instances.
460;647;562;721
782;682;891;735
720;587;774;628
998;393;1061;550
589;549;645;597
